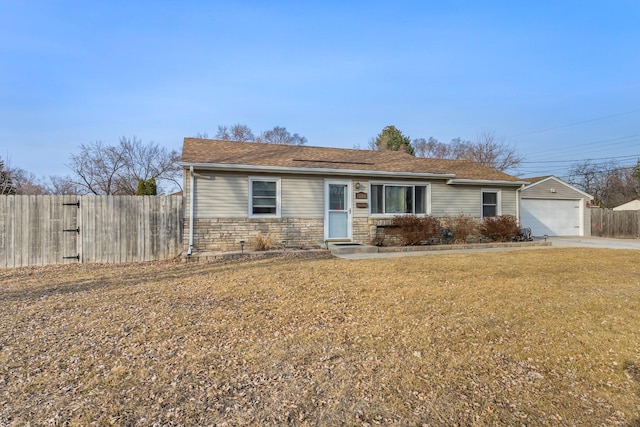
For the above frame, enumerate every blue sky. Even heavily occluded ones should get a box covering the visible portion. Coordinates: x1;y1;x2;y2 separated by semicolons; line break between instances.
1;0;639;181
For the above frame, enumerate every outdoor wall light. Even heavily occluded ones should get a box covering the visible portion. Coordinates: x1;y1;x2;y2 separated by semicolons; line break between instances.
354;182;361;190
240;240;245;254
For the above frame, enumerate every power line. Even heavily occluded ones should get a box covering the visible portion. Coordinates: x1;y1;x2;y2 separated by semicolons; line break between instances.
522;154;640;164
523;135;640;160
509;108;640;138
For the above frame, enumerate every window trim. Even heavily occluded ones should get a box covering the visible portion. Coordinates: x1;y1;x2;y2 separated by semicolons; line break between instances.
481;188;501;218
248;177;281;218
369;181;431;216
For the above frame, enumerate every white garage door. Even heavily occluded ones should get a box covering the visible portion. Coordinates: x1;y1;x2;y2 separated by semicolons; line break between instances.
521;199;582;236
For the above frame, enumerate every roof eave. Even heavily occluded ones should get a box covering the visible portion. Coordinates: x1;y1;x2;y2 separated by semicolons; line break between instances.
446;178;529;187
181;162;457;179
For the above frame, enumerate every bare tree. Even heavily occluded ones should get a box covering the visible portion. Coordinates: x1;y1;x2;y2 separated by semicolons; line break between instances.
413;137;452;158
11;168;48;195
464;131;523;172
68;141;127;195
601;167;638;208
47;175;85;195
257;126;307;145
409;131;522;172
118;137;181;194
66;138;181;195
567;159;639;207
214;124;255;142
0;157;16;195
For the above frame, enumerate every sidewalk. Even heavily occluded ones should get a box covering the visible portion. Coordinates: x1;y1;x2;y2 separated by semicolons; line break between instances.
333;236;640;260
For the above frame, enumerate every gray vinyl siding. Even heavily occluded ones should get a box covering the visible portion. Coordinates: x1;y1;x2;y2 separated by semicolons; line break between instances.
281;176;324;218
185;169;520;220
521;178;587;200
189;172;248;218
431;183;480;216
184;170;324;219
430;184;518;218
501;188;517;216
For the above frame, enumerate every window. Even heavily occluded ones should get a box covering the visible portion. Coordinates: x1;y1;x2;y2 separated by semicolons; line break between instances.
482;190;500;218
249;177;280;217
370;183;428;215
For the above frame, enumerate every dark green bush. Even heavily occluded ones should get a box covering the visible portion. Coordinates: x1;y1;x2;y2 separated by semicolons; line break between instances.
480;215;520;242
391;215;442;246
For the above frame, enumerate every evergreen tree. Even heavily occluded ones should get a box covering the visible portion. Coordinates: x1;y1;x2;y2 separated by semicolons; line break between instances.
136;177;158;195
374;126;415;155
147;177;157;195
136;179;146;195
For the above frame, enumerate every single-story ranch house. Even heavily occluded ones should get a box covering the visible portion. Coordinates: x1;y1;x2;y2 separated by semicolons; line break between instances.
181;138;537;253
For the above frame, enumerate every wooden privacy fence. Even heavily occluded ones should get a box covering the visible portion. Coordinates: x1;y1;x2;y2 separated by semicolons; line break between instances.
591;208;640;238
0;195;184;268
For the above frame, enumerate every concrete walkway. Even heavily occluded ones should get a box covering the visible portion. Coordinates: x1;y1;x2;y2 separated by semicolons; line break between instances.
333;236;640;260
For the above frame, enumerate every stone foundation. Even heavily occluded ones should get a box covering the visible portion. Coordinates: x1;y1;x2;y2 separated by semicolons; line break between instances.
185;217;325;252
184;216;483;252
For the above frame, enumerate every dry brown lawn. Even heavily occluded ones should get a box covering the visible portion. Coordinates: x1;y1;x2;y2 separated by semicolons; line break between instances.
1;248;639;426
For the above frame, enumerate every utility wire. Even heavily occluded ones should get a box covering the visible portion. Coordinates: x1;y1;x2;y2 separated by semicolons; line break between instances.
509;108;640;138
522;154;640;164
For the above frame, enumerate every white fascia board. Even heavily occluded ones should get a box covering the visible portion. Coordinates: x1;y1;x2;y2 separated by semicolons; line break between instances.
446;178;530;187
181;162;456;179
523;176;594;199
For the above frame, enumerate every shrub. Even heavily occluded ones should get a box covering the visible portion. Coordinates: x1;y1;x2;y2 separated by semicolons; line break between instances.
371;229;386;247
252;231;274;251
441;214;479;244
390;215;442;246
480;215;520;242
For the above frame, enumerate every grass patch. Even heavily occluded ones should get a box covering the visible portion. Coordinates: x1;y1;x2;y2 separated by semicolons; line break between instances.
1;249;639;425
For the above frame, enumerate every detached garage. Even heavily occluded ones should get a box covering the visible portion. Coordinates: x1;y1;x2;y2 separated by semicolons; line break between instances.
520;176;593;237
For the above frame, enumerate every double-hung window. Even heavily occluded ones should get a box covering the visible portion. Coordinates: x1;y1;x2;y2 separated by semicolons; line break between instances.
481;189;500;218
370;183;428;215
249;177;281;217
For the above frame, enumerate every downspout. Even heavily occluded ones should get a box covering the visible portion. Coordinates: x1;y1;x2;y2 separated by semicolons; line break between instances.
516;183;526;225
187;166;195;256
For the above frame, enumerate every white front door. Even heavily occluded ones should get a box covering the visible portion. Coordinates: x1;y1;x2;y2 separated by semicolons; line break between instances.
324;180;352;241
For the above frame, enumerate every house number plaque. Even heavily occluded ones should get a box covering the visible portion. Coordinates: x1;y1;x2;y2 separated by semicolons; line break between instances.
355;192;367;199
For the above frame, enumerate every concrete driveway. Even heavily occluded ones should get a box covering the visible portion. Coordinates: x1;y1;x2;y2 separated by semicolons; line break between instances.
544;236;640;250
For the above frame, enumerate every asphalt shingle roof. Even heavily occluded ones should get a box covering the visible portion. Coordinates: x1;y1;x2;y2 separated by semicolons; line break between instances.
182;138;523;182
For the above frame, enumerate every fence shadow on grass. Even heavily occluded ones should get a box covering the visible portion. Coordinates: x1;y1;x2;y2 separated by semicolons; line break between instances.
0;253;332;303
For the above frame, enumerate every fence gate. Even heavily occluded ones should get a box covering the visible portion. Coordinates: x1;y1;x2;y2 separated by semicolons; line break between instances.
62;196;81;262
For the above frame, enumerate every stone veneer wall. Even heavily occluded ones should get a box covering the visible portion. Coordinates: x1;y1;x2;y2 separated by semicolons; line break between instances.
185;217;406;252
185;218;325;252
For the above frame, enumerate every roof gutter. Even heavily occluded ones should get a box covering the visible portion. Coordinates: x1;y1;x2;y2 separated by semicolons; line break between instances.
446;178;530;187
180;162;457;180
